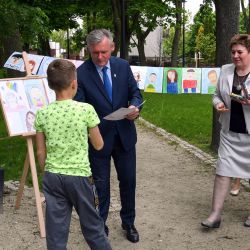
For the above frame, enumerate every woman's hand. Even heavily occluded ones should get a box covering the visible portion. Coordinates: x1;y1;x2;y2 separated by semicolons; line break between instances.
241;98;250;105
216;102;229;112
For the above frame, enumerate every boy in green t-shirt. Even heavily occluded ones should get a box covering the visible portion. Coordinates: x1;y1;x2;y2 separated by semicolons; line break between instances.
35;59;111;250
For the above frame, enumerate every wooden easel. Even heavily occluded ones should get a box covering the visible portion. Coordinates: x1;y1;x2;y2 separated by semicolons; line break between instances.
14;52;45;238
15;134;45;238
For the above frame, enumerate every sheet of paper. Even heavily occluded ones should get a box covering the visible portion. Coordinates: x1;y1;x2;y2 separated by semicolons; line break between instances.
103;107;136;120
103;100;146;121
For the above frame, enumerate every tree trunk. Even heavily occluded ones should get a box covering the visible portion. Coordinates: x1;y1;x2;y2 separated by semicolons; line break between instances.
86;12;97;34
111;0;121;56
124;18;130;61
137;30;152;66
211;0;240;152
137;34;147;65
135;22;153;66
214;0;239;66
22;43;30;53
37;36;51;56
120;0;130;60
171;0;182;67
111;0;130;59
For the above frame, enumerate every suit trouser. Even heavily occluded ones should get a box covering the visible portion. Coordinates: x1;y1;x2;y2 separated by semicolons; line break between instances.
90;135;136;226
43;172;111;250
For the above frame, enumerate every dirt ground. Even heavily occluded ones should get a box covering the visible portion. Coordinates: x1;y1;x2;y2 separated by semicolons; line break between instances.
1;122;250;250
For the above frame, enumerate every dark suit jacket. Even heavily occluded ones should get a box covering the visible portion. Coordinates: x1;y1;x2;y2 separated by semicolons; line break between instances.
74;56;143;156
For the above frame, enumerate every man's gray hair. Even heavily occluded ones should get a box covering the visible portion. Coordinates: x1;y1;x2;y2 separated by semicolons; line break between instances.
86;29;113;47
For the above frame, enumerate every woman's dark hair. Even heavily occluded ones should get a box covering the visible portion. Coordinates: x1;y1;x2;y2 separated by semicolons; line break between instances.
230;34;250;52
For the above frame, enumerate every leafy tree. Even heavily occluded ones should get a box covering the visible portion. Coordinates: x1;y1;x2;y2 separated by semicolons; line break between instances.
71;28;86;55
127;0;174;65
13;0;87;55
0;0;48;76
163;27;176;57
195;26;216;65
0;0;48;49
163;1;212;67
188;1;215;66
50;28;86;57
0;0;22;66
240;0;250;33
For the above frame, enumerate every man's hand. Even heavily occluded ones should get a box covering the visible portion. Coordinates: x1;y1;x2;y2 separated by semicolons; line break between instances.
126;105;140;120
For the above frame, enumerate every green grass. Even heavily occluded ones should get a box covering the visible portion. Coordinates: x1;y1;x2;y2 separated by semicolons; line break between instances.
0;92;214;184
140;92;213;152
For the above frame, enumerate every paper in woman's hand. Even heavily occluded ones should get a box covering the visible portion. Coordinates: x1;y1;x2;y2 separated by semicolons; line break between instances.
230;93;246;101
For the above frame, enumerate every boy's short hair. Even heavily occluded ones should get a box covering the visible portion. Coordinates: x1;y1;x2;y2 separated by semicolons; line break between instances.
47;59;76;92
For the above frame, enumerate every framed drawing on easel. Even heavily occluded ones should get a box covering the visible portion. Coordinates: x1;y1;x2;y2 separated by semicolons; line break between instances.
0;77;51;136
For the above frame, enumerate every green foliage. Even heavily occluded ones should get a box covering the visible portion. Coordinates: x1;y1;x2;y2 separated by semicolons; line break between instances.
140;92;213;152
78;0;113;33
0;0;86;52
0;0;19;39
163;27;176;56
27;0;80;31
162;2;215;65
51;28;86;55
195;26;216;65
240;11;248;33
71;28;86;53
0;68;7;78
0;0;49;49
129;0;174;29
18;5;49;47
187;1;216;65
50;30;68;51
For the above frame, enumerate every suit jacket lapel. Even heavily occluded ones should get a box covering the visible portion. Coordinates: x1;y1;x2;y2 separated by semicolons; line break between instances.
110;57;119;106
226;64;235;93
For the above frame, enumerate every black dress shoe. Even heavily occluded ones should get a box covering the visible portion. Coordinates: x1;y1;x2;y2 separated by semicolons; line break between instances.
201;219;221;228
122;224;139;243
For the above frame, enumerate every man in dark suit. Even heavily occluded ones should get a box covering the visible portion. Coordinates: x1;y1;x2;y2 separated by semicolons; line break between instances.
74;29;143;243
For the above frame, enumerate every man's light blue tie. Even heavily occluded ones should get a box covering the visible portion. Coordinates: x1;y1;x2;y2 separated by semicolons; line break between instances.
102;66;112;102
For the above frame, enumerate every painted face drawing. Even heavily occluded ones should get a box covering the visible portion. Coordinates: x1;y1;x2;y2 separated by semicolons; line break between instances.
26;111;36;131
29;87;46;108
